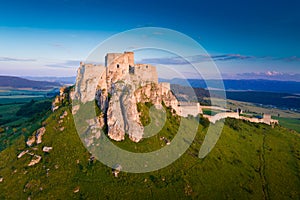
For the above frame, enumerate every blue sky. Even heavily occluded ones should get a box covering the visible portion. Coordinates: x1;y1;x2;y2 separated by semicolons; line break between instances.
0;0;299;80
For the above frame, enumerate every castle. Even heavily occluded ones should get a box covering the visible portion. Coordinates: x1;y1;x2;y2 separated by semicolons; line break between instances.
74;52;202;142
79;52;201;118
73;51;278;143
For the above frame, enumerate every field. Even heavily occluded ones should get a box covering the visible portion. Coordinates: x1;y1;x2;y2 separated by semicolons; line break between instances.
273;116;300;133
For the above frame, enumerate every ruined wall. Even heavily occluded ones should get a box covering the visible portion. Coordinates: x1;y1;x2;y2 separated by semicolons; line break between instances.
204;111;279;125
130;64;158;86
179;102;202;117
159;82;171;95
74;62;105;103
204;112;240;124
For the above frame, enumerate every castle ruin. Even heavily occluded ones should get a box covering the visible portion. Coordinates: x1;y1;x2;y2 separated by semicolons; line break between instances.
73;51;277;144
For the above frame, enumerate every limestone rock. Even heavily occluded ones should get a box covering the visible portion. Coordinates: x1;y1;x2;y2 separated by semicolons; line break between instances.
17;150;29;159
83;118;102;147
112;164;122;177
59;111;68;119
73;186;80;193
26;136;35;147
42;146;53;152
107;89;126;141
36;127;46;144
72;104;80;115
28;155;41;166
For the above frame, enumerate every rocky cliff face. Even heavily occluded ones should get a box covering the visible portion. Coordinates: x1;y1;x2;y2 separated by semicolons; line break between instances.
73;52;181;143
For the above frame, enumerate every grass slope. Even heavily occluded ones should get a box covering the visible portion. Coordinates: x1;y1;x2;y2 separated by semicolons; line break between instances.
0;101;299;199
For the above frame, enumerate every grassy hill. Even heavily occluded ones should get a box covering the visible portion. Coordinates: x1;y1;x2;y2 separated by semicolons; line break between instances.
0;95;299;199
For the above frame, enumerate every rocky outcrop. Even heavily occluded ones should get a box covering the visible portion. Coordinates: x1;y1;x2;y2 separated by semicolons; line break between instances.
26;136;35;147
17;150;29;159
83;118;102;147
42;146;53;152
107;82;144;142
36;127;46;144
28;155;41;166
134;83;181;114
73;52;182;143
52;87;68;112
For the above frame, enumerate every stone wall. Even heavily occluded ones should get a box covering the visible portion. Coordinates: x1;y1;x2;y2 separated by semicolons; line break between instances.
74;62;105;103
204;112;279;125
131;64;158;86
179;102;202;117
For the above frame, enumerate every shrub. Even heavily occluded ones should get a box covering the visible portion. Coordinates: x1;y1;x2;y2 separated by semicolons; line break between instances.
225;118;242;131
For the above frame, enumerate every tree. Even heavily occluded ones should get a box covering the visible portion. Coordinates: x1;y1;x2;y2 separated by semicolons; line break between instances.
22;128;27;133
12;128;17;134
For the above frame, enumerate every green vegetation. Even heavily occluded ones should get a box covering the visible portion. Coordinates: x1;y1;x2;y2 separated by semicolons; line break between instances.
137;102;153;126
113;102;181;153
0;98;53;151
273;116;300;133
0;94;299;199
16;99;52;117
202;108;222;116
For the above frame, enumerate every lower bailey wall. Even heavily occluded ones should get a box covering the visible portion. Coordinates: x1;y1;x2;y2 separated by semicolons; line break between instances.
179;102;202;117
203;112;279;125
204;112;240;124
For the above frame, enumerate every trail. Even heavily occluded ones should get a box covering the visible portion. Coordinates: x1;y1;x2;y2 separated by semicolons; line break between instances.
259;133;269;200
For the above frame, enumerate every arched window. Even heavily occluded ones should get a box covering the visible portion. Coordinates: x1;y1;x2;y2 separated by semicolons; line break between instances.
117;64;119;68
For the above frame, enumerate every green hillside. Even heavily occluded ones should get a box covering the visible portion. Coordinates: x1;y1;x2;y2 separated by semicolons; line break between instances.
0;97;299;199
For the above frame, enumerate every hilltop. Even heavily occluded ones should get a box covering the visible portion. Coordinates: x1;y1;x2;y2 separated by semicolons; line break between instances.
0;87;299;199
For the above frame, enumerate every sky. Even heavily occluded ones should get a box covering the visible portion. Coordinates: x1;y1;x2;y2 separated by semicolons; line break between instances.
0;0;299;80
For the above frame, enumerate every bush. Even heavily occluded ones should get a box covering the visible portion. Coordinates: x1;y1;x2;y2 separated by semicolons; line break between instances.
225;118;242;131
198;115;210;127
16;99;51;117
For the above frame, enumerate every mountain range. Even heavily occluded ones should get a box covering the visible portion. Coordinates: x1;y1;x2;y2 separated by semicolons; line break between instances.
0;76;61;90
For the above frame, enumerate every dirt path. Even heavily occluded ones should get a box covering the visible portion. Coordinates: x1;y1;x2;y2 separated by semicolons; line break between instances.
259;133;269;200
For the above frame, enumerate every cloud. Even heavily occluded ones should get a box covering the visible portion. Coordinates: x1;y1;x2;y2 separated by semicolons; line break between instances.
224;71;300;82
0;57;36;62
138;54;255;65
284;56;300;62
45;60;80;68
211;54;254;61
139;53;300;66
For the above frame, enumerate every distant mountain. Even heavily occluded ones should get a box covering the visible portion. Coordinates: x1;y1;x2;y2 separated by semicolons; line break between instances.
160;78;300;94
23;76;76;85
0;76;61;90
